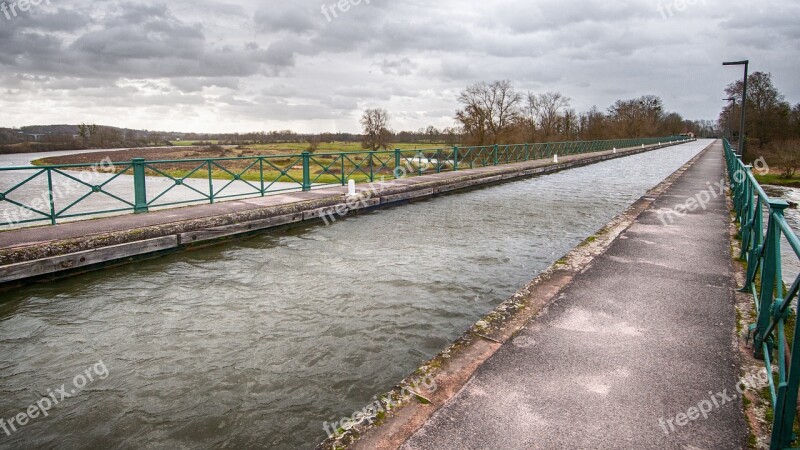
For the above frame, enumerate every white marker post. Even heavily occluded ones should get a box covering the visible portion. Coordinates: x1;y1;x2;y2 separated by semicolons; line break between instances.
553;154;558;164
348;179;357;197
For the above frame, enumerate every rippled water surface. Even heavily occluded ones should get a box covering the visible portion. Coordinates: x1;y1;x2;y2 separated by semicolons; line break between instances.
0;141;709;449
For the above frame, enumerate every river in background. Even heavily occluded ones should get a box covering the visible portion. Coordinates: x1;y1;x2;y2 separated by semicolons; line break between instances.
0;141;709;449
0;148;313;229
759;185;800;286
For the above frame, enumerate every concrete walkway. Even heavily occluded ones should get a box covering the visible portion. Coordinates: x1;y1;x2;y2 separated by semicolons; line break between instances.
400;143;747;449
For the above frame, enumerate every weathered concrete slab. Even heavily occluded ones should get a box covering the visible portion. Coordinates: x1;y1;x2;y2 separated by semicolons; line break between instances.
0;236;179;283
380;188;436;204
396;142;746;449
176;213;305;245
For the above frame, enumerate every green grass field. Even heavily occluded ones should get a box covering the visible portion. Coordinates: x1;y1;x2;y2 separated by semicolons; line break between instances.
152;168;375;185
169;140;220;147
167;141;449;153
755;173;800;188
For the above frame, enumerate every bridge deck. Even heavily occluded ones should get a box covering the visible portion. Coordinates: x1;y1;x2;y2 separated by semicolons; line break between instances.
398;142;747;449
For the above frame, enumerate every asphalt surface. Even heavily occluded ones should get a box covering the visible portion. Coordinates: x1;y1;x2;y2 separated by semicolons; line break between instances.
401;142;747;449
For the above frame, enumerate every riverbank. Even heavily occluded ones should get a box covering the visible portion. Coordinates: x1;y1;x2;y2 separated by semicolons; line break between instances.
755;173;800;188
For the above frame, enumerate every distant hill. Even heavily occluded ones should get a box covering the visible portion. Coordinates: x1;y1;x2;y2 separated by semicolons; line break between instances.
0;124;363;155
19;124;82;135
0;125;175;154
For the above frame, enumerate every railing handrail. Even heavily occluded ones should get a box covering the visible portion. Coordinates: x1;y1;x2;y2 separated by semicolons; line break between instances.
0;136;687;172
725;137;800;450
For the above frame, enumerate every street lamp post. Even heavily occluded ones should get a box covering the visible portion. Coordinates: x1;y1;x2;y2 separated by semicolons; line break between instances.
723;60;749;161
724;97;736;145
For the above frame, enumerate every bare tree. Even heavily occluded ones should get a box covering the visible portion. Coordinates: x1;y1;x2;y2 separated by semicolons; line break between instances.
561;108;578;140
442;127;459;146
608;95;664;138
792;104;800;137
578;106;608;141
660;112;685;135
425;125;439;144
360;108;392;151
306;135;321;153
527;92;572;140
78;123;98;143
725;72;791;146
455;80;522;145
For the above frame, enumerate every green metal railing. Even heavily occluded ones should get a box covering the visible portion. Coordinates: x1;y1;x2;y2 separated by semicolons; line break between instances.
726;138;800;449
0;136;689;227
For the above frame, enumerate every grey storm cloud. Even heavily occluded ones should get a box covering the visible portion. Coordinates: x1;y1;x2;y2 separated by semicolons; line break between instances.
254;4;319;33
0;0;798;133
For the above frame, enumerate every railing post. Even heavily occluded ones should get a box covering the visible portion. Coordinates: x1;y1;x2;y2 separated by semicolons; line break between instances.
493;145;499;166
524;143;529;161
753;200;789;359
738;166;753;255
369;151;375;182
774;308;800;449
453;146;459;171
207;161;214;204
341;155;347;186
46;168;56;225
302;151;311;191
132;158;149;213
394;148;402;179
259;157;266;196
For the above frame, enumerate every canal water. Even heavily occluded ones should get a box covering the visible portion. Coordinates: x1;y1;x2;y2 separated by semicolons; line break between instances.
0;141;709;449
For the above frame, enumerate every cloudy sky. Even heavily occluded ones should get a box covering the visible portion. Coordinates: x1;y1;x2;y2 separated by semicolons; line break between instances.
0;0;798;133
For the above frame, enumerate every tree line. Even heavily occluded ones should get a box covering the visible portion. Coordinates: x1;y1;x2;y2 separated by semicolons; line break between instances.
360;80;713;151
718;71;800;177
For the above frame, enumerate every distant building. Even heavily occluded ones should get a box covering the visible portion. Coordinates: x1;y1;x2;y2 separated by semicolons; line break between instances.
25;133;47;141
